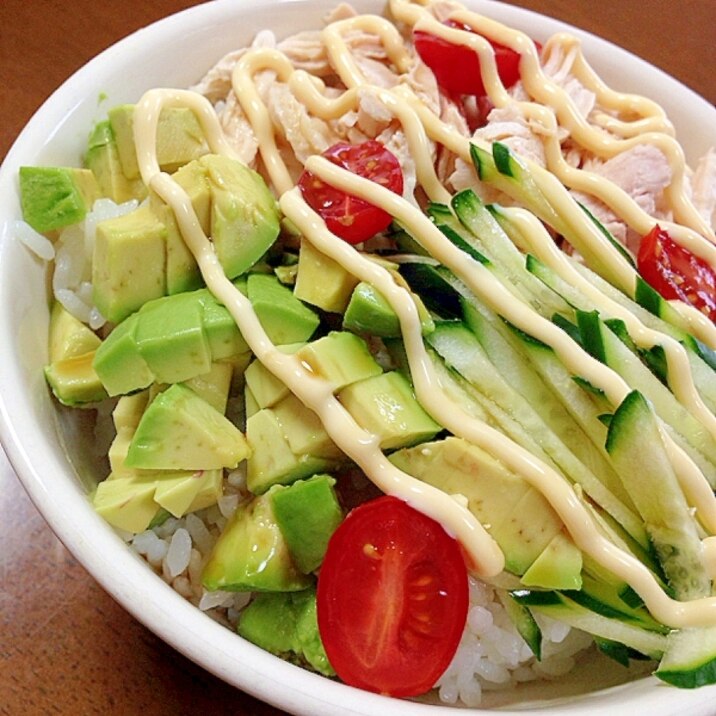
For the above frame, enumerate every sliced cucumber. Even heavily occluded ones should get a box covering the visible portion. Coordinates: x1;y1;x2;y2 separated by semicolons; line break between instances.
656;626;716;688
496;590;542;660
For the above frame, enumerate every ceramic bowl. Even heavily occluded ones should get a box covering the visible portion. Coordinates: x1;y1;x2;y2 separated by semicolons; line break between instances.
1;1;715;714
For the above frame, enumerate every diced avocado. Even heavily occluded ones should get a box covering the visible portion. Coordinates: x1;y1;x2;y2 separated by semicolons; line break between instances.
202;154;280;278
520;531;583;590
148;159;210;294
244;343;305;410
153;468;223;517
135;292;212;384
125;383;249;470
44;350;108;406
390;437;564;575
19;166;100;233
238;588;334;676
93;312;155;396
338;371;441;450
93;475;161;533
294;239;358;312
182;362;233;414
198;289;249;359
92;203;167;323
85;120;147;203
343;280;434;338
272;394;342;460
270;475;343;574
248;273;320;345
246;408;336;494
202;489;312;592
113;390;150;432
245;385;260;418
295;332;382;392
48;301;101;362
108;104;207;180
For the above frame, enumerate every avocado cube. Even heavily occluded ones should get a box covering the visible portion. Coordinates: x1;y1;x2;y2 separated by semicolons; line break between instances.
247;274;320;345
294;239;358;312
44;350;108;406
270;475;343;574
238;588;334;676
93;475;161;533
112;391;150;432
85;121;147;203
202;491;312;592
296;332;382;392
149;159;210;294
125;383;249;470
521;531;583;591
182;362;233;414
92;204;167;323
48;301;101;362
203;155;281;278
153;468;223;517
108;426;139;478
135;293;212;384
109;104;207;180
338;371;441;450
272;395;342;460
199;290;249;360
245;386;260;418
343;280;435;338
93;313;155;396
19;166;100;233
244;343;305;410
246;408;335;494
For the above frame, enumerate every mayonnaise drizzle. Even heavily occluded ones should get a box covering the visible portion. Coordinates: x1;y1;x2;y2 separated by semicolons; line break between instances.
128;0;716;628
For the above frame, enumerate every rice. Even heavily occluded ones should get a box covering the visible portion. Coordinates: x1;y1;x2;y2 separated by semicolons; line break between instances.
435;578;593;707
13;219;55;260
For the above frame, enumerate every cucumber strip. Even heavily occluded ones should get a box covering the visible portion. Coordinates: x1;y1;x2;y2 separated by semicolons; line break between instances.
397;262;462;319
426;321;646;545
606;390;710;601
656;626;716;688
578;310;716;486
512;590;667;659
496;590;542;660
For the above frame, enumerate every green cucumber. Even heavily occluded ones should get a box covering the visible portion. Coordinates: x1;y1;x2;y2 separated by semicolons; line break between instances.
606;390;710;601
656;627;716;688
496;590;542;660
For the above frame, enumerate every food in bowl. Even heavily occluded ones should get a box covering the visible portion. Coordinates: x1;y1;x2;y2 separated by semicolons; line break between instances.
9;0;716;708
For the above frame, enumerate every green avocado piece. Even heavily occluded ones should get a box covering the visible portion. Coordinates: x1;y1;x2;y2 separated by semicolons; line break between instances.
293;238;358;312
238;588;334;676
390;437;564;575
244;344;305;410
247;273;320;345
19;166;100;234
520;531;583;590
343;280;435;338
93;312;156;396
338;371;441;450
153;468;223;518
272;394;342;460
198;288;249;360
125;383;249;470
135;292;212;384
108;104;208;180
92;203;167;323
246;408;336;494
44;350;108;407
93;475;161;533
85;120;147;203
202;154;281;278
48;301;101;362
182;362;233;414
202;489;312;592
270;475;343;574
295;331;382;392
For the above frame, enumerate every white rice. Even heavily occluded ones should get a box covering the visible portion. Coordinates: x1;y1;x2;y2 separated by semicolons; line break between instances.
13;219;55;260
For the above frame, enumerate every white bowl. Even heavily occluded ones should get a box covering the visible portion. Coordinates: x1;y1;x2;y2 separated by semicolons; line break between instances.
1;1;715;714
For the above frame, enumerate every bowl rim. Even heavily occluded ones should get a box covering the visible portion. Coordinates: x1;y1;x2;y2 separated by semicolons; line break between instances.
1;1;716;714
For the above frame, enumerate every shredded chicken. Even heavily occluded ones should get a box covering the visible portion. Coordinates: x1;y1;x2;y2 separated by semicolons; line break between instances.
691;148;716;231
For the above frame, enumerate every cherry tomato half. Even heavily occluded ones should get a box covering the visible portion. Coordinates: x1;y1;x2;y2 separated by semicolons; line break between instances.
316;495;468;697
637;225;716;322
414;20;523;98
298;140;403;245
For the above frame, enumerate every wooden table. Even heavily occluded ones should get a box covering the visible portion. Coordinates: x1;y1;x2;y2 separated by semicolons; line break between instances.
1;1;714;714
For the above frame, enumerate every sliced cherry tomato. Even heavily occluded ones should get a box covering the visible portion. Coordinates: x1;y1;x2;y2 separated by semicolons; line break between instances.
316;495;468;697
298;140;403;245
414;20;523;97
637;225;716;322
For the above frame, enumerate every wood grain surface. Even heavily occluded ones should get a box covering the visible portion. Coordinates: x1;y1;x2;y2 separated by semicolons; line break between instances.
1;1;714;715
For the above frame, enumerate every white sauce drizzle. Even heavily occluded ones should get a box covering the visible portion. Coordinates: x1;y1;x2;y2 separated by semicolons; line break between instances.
128;0;716;628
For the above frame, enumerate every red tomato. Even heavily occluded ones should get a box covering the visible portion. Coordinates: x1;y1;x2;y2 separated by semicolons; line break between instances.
316;495;469;697
298;140;403;245
413;20;523;97
637;225;716;322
